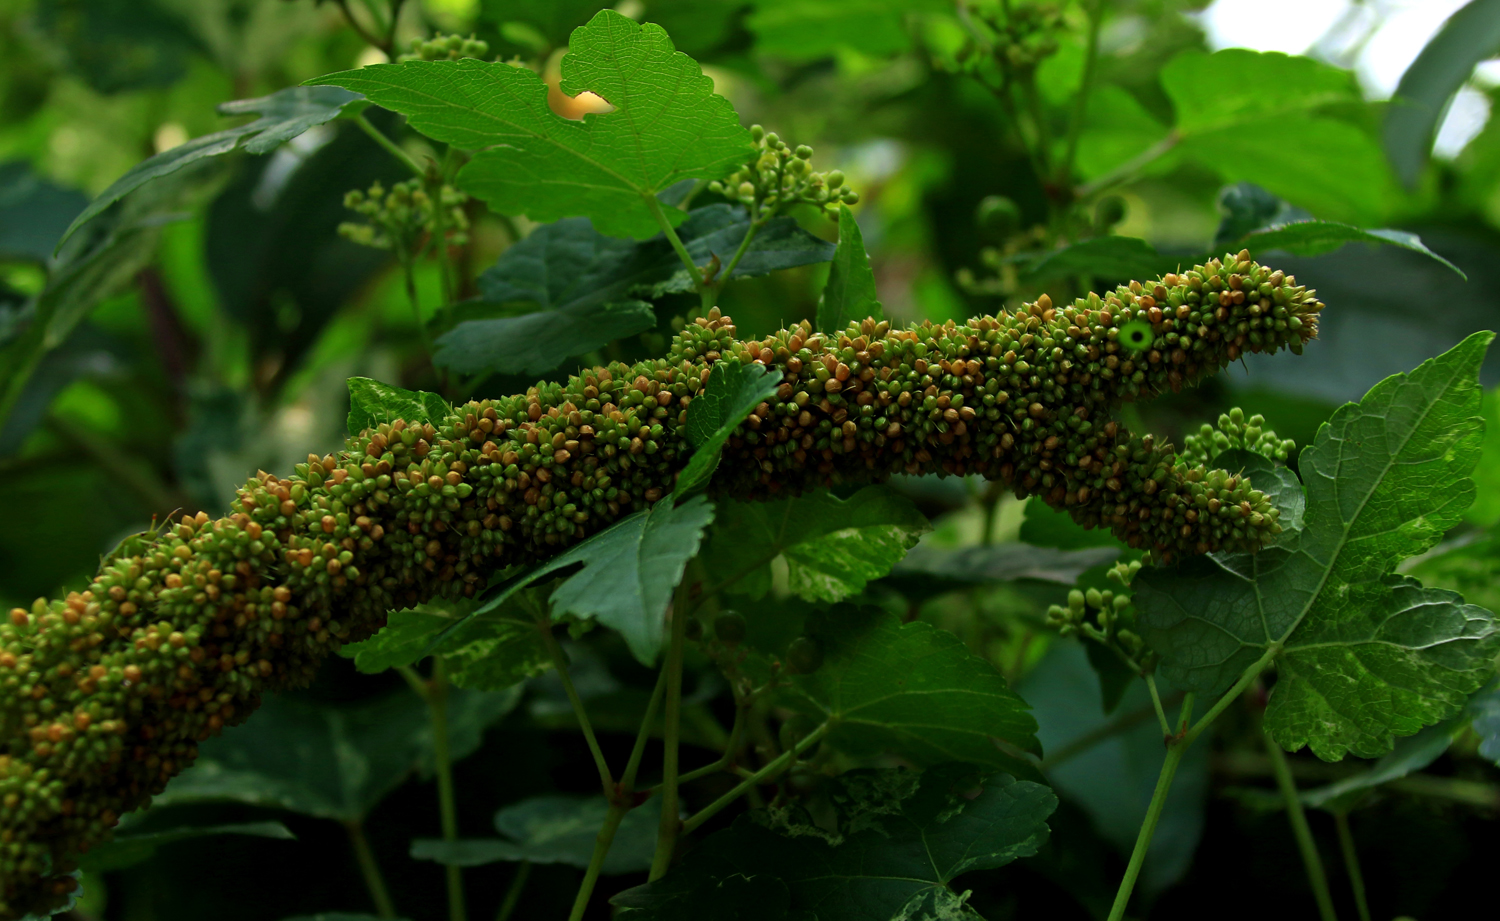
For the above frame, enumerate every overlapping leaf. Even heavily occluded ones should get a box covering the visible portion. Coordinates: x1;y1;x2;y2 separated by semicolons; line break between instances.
412;794;660;875
700;485;930;602
313;11;752;239
613;764;1055;919
783;605;1041;774
1135;333;1500;760
346;377;450;436
676;361;782;496
340;602;550;692
817;204;881;334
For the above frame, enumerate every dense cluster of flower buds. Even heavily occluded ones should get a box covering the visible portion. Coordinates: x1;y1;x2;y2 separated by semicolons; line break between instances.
1047;559;1153;670
339;179;471;252
0;251;1319;917
706;125;859;219
1181;407;1297;467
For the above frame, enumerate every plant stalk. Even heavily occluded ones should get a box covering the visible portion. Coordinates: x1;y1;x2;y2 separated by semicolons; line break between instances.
1334;812;1372;921
1105;740;1186;921
1144;673;1173;738
648;584;693;881
681;721;829;835
1266;727;1339;921
568;803;628;921
345;819;398;919
538;621;616;796
427;657;468;921
644;194;705;298
355;113;425;178
494;860;530;921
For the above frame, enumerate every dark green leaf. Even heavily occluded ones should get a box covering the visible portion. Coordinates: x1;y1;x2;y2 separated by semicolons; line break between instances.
1470;682;1500;766
36;0;200;94
478;0;609;48
1019;498;1123;550
613;764;1056;919
1384;0;1500;187
432;300;657;377
638;209;836;298
411;794;660;874
346;377;450;436
1238;222;1464;279
1468;387;1500;526
1022;644;1207;891
1213;182;1311;249
342;598;548;695
676;361;783;495
817;204;881;334
1136;333;1500;760
0;163;87;262
748;0;950;61
892;543;1120;585
80;822;295;873
313;11;753;239
1016;235;1180;284
700;486;930;602
548;494;717;663
783;605;1042;771
1300;719;1461;811
59;86;364;249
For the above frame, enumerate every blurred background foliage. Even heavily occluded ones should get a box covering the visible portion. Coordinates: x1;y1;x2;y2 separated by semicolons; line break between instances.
2;1;1499;920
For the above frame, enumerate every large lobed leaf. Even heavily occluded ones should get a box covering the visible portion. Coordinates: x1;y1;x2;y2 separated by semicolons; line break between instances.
613;764;1055;920
700;486;931;602
1135;333;1500;760
313;10;752;239
783;605;1041;775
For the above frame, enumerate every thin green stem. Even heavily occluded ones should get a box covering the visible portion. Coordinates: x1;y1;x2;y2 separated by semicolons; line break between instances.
1143;673;1173;738
345;820;397;919
335;0;389;52
1105;741;1186;921
354;114;424;178
400;256;436;360
1184;644;1279;746
1060;0;1105;186
567;803;627;921
682;722;829;836
494;860;530;921
1334;812;1372;921
622;667;669;793
644;194;704;294
1075;130;1182;199
538;622;615;796
648;585;693;881
428;657;467;921
396;664;428;700
1266;727;1339;921
1040;691;1183;771
653;700;747;792
713;217;763;292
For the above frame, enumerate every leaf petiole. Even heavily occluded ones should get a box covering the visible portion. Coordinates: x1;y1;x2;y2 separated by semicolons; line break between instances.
354;113;425;178
537;619;616;796
567;803;628;921
1144;673;1173;738
644;194;708;305
1266;725;1339;921
648;581;694;880
681;721;830;836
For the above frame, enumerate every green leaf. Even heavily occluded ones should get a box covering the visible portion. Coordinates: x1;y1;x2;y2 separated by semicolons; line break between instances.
478;0;608;47
783;605;1042;772
638;208;837;298
891;543;1120;585
676;361;783;496
79;822;295;873
58;86;363;250
1073;85;1169;181
411;795;660;874
1017;236;1181;284
1238;222;1465;279
153;687;521;820
700;485;930;602
748;0;950;61
1135;333;1500;760
548;494;717;664
1384;0;1500;187
346;377;450;436
1466;386;1500;526
817;204;881;334
0;163;87;263
1022;643;1208;891
1299;719;1462;811
434;299;657;377
1161;49;1360;135
612;764;1056;919
1407;526;1500;622
1019;497;1124;550
1470;682;1500;767
312;11;753;239
36;0;199;94
1213;182;1311;249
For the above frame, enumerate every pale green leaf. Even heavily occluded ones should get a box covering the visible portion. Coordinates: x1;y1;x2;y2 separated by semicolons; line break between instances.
817;204;881;334
1300;719;1462;811
312;11;753;239
700;485;930;602
783;605;1042;770
346;377;450;436
676;361;783;496
1161;49;1360;134
612;764;1056;919
1136;333;1500;760
748;0;950;61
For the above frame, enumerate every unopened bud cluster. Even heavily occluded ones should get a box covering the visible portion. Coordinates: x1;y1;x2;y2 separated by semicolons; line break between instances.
1181;407;1296;467
339;179;470;253
1046;560;1154;671
0;253;1319;917
400;33;490;62
956;1;1066;74
707;125;858;219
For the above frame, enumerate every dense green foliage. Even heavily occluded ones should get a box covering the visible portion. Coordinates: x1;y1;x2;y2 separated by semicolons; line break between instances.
3;2;1500;921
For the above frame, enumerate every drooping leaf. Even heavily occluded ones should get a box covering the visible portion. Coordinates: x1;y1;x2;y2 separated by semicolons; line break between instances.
676;361;783;496
346;377;450;436
411;795;660;874
0;163;87;262
612;764;1056;919
1299;719;1462;811
1384;0;1500;187
58;86;364;248
1135;333;1500;760
747;0;951;61
700;485;931;602
817;204;881;334
1212;182;1313;249
1022;643;1208;892
782;605;1042;773
433;299;657;377
313;11;753;239
547;494;717;664
153;686;521;821
80;822;295;873
1237;223;1465;279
